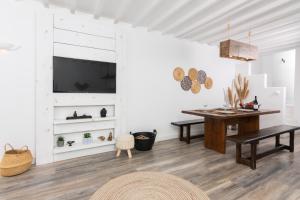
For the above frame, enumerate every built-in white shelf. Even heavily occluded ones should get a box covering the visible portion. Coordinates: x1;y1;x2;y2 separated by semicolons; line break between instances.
54;117;116;125
53;103;116;107
54;127;115;135
53;140;116;154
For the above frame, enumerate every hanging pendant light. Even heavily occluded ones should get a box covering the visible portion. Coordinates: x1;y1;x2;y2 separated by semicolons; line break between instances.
220;24;258;62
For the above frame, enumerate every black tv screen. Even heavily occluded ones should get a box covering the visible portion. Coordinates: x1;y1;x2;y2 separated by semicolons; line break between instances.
53;57;116;93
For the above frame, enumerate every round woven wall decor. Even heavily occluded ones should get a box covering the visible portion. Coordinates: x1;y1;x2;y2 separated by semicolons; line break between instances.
204;77;213;89
173;67;185;81
191;80;201;94
197;70;207;84
89;172;210;200
188;68;198;81
181;76;192;91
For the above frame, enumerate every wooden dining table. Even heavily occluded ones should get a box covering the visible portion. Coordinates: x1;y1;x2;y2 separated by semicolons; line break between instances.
182;108;280;154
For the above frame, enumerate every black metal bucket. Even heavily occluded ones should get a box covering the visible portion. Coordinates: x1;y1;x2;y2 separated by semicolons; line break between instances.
130;130;157;151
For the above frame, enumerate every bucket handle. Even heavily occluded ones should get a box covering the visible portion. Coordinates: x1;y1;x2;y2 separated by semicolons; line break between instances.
20;146;29;151
4;143;14;152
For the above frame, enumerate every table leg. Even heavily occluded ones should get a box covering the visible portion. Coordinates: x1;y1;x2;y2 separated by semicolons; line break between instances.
204;118;227;154
238;116;259;135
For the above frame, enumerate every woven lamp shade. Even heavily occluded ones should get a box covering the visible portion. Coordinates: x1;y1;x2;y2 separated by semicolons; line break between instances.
90;172;210;200
173;67;185;81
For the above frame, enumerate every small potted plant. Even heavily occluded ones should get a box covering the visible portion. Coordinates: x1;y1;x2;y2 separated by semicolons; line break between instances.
57;136;65;147
82;133;93;145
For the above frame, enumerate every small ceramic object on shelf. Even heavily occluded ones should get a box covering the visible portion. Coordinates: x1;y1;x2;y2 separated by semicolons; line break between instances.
82;133;93;145
108;132;113;141
100;108;107;118
98;136;105;141
57;136;64;147
67;141;75;146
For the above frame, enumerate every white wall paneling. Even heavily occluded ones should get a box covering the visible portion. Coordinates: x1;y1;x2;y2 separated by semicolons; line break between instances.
54;28;116;51
53;43;116;63
53;13;115;38
35;10;54;165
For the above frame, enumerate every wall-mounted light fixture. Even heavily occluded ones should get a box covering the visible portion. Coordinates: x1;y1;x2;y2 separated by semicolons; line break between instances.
0;42;20;54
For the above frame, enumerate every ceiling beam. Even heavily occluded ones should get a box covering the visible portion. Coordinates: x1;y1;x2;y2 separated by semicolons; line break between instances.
202;0;300;44
197;0;294;42
69;0;78;14
243;26;300;44
114;0;135;24
175;0;250;38
207;12;300;45
40;0;49;8
184;0;269;40
235;18;300;41
147;0;192;30
160;0;218;34
260;42;300;54
131;0;161;27
94;0;104;19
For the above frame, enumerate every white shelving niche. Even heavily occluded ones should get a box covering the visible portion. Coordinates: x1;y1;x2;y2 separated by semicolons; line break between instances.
53;104;117;161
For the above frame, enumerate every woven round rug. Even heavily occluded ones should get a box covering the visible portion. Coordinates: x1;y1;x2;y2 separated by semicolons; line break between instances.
89;172;210;200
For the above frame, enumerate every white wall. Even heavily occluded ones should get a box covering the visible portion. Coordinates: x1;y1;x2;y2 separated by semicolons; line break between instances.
121;26;236;140
295;47;300;124
0;1;37;157
251;50;296;105
0;1;237;161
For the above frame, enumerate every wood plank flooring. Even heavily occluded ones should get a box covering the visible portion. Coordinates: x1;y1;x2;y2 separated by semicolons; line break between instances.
1;133;300;200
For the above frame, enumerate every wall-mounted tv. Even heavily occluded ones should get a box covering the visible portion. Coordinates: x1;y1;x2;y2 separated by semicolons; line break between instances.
53;56;116;93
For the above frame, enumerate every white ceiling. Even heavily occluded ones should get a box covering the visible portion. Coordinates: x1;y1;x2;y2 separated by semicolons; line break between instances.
37;0;300;53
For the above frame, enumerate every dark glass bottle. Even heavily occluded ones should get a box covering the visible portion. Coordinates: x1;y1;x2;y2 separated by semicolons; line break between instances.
253;96;259;111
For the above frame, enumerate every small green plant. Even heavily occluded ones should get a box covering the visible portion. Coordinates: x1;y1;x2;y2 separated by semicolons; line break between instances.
83;133;91;138
57;136;64;141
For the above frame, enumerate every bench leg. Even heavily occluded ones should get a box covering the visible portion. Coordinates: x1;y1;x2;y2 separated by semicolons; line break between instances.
236;144;242;164
186;125;191;144
250;143;257;170
290;131;295;152
179;126;184;141
275;135;280;147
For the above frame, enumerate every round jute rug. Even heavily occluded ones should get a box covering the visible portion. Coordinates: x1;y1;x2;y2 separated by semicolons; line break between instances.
89;172;210;200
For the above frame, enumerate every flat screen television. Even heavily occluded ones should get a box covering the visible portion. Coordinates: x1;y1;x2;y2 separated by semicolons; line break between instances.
53;56;116;93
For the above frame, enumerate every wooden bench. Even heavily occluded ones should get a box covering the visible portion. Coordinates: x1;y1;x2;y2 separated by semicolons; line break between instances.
171;119;204;144
227;125;300;170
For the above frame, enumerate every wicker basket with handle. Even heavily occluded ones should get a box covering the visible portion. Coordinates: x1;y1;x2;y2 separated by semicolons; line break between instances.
0;144;33;177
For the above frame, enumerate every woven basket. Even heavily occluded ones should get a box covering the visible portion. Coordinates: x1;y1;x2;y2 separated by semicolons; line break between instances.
0;144;33;177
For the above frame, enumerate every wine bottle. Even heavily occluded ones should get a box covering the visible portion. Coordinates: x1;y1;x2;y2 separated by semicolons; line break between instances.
253;96;259;111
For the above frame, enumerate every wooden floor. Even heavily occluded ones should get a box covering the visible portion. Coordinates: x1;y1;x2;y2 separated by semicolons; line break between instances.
1;133;300;200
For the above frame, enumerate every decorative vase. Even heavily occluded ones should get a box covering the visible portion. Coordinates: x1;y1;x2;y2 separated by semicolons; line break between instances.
100;108;107;118
108;132;113;141
57;140;64;147
82;137;93;145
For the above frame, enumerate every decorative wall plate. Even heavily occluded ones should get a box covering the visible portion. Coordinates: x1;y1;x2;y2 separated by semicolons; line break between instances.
204;77;213;89
197;70;207;84
180;76;192;91
173;67;185;81
188;68;198;81
191;80;201;94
